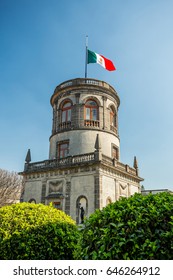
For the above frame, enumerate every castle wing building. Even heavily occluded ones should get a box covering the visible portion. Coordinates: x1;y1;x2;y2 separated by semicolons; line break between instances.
20;78;143;223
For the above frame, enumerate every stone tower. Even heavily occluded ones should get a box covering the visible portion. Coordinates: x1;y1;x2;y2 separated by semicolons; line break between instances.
21;78;143;223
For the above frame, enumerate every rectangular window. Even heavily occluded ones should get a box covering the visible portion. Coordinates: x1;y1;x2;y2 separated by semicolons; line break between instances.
112;146;119;160
53;201;61;210
57;141;69;158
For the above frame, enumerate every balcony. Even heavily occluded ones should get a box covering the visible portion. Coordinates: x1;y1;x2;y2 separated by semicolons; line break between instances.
58;121;71;131
110;125;117;134
24;152;95;172
54;78;117;95
84;120;100;128
23;152;139;179
51;78;120;106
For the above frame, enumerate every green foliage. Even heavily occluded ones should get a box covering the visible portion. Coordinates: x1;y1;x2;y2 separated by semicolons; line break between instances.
75;192;173;260
0;203;79;260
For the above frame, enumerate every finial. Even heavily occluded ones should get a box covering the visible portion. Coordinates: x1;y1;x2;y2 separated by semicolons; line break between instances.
133;156;139;176
95;134;101;151
133;156;138;169
25;149;31;163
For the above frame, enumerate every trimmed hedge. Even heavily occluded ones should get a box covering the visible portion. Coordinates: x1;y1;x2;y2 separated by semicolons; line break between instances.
0;203;79;260
75;192;173;260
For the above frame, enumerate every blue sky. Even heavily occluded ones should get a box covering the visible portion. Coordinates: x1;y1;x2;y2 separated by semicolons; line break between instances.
0;0;173;190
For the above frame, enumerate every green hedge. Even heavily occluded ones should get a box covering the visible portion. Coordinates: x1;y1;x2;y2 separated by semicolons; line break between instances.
0;203;79;260
75;192;173;260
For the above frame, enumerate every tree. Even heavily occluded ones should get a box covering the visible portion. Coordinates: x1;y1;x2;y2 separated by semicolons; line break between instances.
0;169;23;207
0;203;79;259
75;192;173;260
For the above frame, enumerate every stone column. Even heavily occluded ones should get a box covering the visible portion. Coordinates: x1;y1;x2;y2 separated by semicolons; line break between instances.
115;179;119;201
94;134;102;161
57;108;61;131
94;172;102;210
94;175;100;210
71;93;80;128
102;96;107;129
52;103;58;134
41;180;47;204
127;183;130;197
65;180;71;216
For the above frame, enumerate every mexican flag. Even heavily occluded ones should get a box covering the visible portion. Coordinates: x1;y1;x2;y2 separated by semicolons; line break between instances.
87;49;116;71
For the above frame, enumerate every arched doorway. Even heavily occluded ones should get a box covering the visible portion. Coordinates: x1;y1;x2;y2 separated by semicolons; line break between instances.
76;195;88;224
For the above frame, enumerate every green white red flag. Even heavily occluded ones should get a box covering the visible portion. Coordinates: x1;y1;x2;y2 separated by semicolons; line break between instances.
87;49;116;71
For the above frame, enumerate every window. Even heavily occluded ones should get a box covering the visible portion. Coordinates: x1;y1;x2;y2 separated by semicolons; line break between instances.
61;101;72;122
84;99;99;127
53;201;61;210
112;145;119;160
85;100;98;120
57;141;69;158
59;142;69;158
110;106;116;127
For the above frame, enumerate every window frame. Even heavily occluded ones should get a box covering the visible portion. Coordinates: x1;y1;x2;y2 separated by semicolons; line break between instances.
112;144;119;160
53;201;61;210
85;99;98;121
57;140;69;159
110;106;116;127
61;101;72;123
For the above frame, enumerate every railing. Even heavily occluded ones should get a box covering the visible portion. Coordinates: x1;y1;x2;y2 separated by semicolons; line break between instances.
24;152;95;172
110;125;117;134
117;162;137;176
102;154;137;176
58;121;71;130
72;153;95;163
54;78;117;96
102;154;114;166
116;161;135;174
84;120;100;127
24;152;137;177
128;166;137;176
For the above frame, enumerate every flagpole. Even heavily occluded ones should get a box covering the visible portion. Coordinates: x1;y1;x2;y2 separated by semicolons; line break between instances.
85;35;88;78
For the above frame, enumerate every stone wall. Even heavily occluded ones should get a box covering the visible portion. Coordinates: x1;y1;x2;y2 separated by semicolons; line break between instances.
49;130;120;160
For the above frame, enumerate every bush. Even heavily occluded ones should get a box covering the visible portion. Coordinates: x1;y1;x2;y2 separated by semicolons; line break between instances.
0;203;79;260
75;192;173;260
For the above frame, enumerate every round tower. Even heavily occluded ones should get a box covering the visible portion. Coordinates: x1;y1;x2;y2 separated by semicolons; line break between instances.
49;78;120;161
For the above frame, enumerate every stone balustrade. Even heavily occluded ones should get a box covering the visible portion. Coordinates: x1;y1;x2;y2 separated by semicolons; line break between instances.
24;152;95;172
53;78;117;96
24;152;137;177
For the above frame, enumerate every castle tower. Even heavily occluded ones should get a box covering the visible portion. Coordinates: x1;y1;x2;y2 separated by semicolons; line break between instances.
49;78;120;161
21;78;143;223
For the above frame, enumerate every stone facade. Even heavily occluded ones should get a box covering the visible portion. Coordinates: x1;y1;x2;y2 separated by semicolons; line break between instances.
20;78;143;223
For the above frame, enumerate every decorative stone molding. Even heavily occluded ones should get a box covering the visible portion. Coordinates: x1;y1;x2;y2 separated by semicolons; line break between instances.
120;183;127;190
48;180;63;194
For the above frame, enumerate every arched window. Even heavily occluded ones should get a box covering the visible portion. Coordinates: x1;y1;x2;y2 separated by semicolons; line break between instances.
84;99;99;127
61;101;72;123
110;106;116;127
85;100;98;120
110;105;117;133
